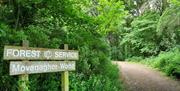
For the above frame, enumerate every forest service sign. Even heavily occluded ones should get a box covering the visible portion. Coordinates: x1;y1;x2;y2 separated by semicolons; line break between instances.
3;46;79;60
3;43;77;91
3;45;79;75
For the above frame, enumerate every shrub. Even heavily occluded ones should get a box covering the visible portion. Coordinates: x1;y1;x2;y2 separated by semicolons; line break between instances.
143;48;180;78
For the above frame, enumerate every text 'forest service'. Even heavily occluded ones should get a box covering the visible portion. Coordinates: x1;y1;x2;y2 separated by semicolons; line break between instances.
3;46;79;60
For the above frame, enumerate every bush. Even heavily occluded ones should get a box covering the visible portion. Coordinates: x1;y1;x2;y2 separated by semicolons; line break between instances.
121;11;160;57
70;73;123;91
142;48;180;78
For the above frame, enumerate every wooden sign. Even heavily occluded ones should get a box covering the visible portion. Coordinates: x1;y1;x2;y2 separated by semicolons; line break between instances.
10;61;75;75
4;42;78;91
3;46;79;60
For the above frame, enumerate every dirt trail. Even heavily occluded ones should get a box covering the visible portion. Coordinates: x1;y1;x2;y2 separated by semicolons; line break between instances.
113;61;180;91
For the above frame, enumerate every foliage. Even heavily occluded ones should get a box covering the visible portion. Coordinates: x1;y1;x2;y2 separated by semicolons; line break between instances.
1;0;180;90
0;0;123;91
70;68;123;91
141;48;180;78
96;0;127;34
121;0;180;80
169;0;180;6
157;6;180;50
125;56;144;62
121;11;160;57
122;0;146;14
108;29;127;61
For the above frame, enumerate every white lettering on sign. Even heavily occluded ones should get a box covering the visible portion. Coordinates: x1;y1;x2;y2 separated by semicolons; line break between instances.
55;52;78;59
6;49;41;58
3;46;79;60
10;61;75;75
60;63;74;70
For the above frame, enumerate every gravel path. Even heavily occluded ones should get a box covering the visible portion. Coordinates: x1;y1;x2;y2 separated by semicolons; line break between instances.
113;61;180;91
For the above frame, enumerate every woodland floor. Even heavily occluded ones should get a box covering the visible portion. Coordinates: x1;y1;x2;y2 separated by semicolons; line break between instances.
113;61;180;91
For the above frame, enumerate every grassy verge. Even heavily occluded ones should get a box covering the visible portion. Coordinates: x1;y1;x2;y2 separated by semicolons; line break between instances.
126;48;180;79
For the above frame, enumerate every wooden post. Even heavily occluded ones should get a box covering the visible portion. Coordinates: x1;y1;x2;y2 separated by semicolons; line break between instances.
19;40;29;91
61;44;69;91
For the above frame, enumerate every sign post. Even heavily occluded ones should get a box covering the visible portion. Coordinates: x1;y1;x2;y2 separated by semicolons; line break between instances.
19;40;29;91
61;44;69;91
3;41;79;91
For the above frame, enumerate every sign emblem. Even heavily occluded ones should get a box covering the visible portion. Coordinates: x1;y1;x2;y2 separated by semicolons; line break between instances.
44;50;52;59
